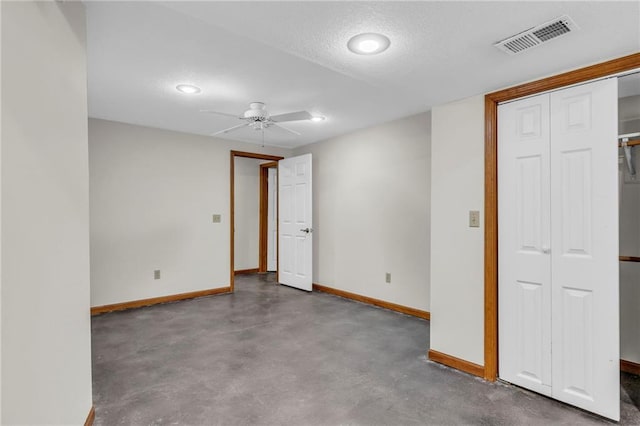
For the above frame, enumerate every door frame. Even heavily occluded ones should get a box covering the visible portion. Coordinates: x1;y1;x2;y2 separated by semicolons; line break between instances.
259;161;278;273
484;52;640;381
230;151;284;292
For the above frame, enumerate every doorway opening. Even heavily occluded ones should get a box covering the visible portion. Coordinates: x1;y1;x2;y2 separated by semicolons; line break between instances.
617;71;640;380
484;52;640;381
259;161;278;273
230;150;284;292
484;53;640;421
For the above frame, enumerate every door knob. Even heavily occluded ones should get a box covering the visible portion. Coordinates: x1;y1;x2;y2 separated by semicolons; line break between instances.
541;246;551;254
300;228;313;234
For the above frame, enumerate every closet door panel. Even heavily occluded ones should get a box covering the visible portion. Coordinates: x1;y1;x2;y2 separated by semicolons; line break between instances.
560;149;592;256
498;93;552;395
560;287;594;399
550;78;619;421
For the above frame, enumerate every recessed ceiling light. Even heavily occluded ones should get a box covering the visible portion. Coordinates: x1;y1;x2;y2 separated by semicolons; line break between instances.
311;116;325;122
347;33;390;55
176;84;201;94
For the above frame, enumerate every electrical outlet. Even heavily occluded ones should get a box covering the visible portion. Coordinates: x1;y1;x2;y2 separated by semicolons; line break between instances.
212;214;221;223
469;210;480;228
385;272;391;283
154;270;161;280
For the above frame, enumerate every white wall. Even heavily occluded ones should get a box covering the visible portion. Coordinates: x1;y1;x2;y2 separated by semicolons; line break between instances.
234;157;261;271
0;1;4;419
0;0;3;424
429;96;485;365
1;2;93;423
619;94;640;364
293;112;431;312
89;119;290;306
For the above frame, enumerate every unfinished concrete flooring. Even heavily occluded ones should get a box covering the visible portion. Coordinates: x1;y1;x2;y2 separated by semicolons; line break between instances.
92;273;640;425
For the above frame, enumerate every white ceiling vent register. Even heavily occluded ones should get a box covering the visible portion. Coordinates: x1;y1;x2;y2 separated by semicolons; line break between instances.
494;15;579;55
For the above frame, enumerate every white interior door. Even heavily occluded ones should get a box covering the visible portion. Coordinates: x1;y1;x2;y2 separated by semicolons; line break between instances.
549;78;619;420
267;167;277;271
498;93;552;396
278;154;312;291
498;78;619;421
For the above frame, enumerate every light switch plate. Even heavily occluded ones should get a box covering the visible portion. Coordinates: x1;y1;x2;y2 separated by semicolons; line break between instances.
469;210;480;228
212;214;221;223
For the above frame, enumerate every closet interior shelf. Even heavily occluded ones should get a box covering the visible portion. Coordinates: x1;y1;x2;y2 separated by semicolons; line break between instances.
617;139;640;148
619;256;640;262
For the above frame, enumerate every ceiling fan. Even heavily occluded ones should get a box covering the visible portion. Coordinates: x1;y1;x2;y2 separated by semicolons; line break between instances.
201;102;314;136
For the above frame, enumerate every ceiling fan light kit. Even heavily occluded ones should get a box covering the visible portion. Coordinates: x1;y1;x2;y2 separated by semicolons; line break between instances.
244;102;268;120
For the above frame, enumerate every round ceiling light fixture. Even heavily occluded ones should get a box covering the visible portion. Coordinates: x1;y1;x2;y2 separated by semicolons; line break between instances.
347;33;390;55
311;116;325;122
176;84;201;94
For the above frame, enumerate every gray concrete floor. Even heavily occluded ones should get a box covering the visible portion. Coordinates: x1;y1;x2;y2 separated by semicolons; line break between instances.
92;273;640;425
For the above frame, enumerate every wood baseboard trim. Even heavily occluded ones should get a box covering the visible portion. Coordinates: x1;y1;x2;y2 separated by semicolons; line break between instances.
90;286;231;316
234;268;260;276
621;359;640;376
312;283;430;320
84;406;95;426
428;349;485;378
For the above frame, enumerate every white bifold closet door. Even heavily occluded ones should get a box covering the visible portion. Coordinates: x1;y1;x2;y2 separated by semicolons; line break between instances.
499;78;619;421
498;92;553;396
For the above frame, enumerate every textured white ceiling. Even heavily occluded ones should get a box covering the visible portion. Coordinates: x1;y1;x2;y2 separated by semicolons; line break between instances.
86;1;640;148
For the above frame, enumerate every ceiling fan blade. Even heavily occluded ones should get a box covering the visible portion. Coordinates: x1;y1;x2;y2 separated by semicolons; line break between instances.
270;111;312;122
272;122;301;136
211;123;250;136
200;109;241;119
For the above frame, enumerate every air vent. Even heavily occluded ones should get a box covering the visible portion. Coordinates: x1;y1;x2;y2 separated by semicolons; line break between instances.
494;15;579;55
